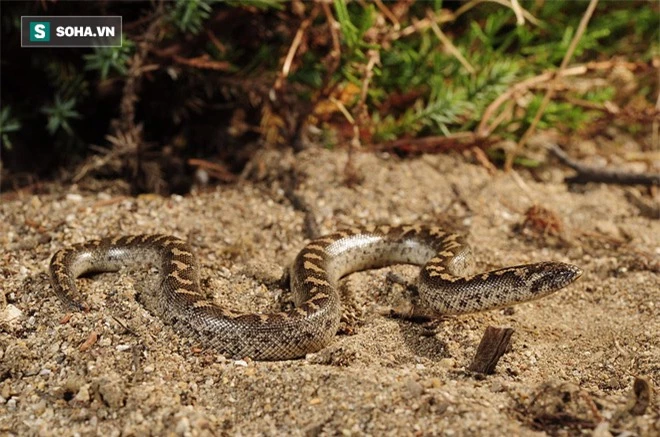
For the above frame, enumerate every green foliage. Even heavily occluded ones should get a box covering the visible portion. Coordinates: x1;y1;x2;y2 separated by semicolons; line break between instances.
3;0;655;178
83;38;135;80
225;0;286;10
334;0;365;53
40;94;81;136
169;0;213;34
0;106;21;150
360;2;657;144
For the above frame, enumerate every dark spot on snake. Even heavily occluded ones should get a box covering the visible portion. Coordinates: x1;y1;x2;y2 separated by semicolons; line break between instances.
237;314;263;324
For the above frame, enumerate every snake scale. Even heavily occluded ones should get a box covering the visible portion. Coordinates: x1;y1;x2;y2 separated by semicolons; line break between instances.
50;225;582;360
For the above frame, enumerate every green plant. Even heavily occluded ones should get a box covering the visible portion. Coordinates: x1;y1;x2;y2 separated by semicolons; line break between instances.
83;38;135;80
40;94;81;135
169;0;213;34
0;106;21;150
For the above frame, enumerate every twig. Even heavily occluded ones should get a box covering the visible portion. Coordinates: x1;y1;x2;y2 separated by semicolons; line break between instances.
455;0;540;26
342;47;380;186
654;80;660;149
373;0;400;29
171;54;231;71
505;0;600;171
477;66;588;137
329;97;355;124
187;158;237;183
510;0;525;25
471;147;497;174
374;132;497;155
273;5;319;92
478;60;650;138
468;326;514;374
548;144;660;186
428;10;475;75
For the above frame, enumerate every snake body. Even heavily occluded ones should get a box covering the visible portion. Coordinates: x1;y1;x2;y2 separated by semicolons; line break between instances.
50;225;582;360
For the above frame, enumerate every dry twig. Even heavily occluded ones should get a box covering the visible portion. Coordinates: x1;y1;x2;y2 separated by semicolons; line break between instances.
505;0;600;171
468;326;514;375
548;144;660;186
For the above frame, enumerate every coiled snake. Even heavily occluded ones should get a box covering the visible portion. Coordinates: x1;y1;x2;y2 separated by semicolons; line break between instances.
50;225;582;360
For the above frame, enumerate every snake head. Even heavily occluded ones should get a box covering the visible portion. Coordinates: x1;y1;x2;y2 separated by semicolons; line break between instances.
528;261;583;293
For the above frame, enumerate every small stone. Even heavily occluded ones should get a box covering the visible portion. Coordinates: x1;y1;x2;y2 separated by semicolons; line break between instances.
233;359;248;367
439;358;455;369
32;400;47;415
592;421;613;437
175;417;190;435
405;379;424;398
1;304;23;324
490;381;506;393
595;220;622;239
66;193;83;202
74;384;90;403
96;379;125;409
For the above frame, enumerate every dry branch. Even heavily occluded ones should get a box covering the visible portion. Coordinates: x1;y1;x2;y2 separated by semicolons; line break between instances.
548;144;660;186
468;326;514;374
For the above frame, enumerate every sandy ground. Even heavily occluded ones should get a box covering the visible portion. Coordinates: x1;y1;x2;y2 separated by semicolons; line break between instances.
1;148;658;436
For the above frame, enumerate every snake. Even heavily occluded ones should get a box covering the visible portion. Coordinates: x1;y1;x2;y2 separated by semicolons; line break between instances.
49;224;582;360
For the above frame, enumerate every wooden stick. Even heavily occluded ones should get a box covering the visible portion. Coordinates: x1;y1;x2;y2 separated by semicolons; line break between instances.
468;326;514;374
548;144;660;186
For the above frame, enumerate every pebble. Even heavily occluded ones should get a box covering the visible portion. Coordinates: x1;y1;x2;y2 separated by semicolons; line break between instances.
439;358;455;369
405;379;424;398
595;220;622;239
1;304;23;324
97;380;126;409
175;416;190;435
66;193;83;202
74;384;91;403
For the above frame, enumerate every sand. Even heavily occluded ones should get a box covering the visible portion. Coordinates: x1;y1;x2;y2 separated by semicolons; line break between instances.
1;148;658;436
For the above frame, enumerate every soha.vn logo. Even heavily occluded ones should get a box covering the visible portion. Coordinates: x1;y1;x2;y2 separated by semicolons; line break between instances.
29;22;50;42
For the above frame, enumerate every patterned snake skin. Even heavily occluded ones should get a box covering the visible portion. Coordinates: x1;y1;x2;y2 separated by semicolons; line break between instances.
50;225;582;360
